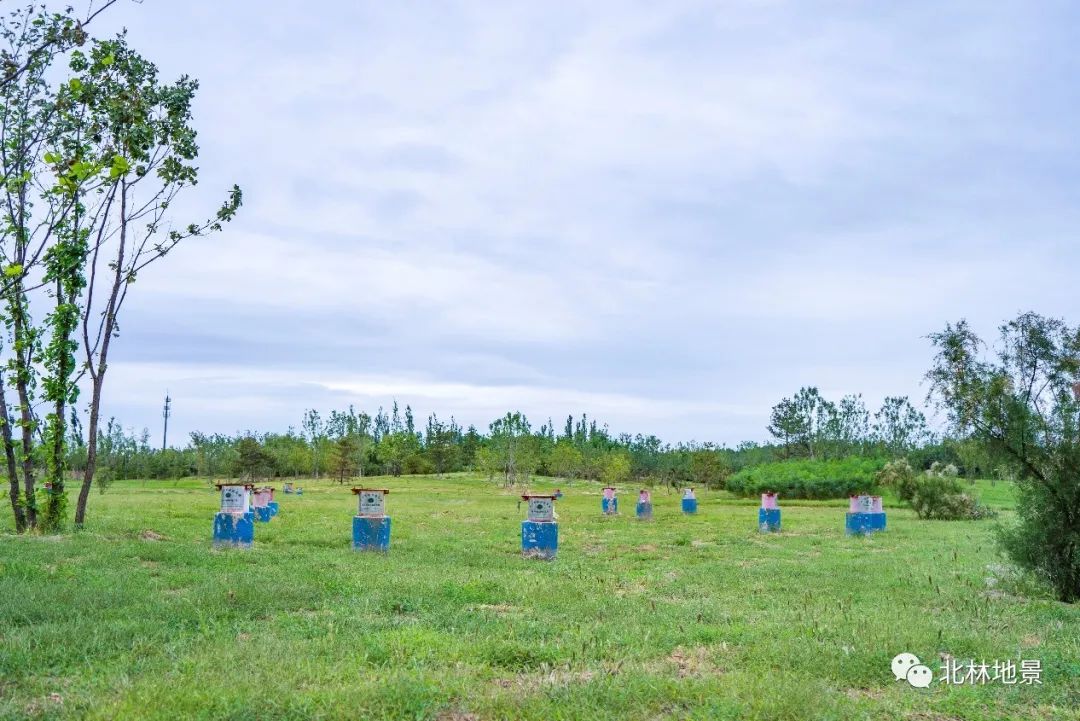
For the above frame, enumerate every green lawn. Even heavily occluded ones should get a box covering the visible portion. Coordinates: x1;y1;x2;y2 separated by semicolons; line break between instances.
1;476;1077;720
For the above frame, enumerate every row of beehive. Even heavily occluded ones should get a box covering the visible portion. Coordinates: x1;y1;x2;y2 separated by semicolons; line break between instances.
212;483;279;548
211;484;887;554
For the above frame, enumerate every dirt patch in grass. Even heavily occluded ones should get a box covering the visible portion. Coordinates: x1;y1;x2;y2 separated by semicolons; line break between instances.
663;646;726;678
613;580;648;597
468;604;517;614
140;530;166;541
435;712;479;721
844;687;887;701
491;669;597;694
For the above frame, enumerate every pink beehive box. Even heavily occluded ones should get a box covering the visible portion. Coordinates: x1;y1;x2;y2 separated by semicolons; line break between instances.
252;488;272;508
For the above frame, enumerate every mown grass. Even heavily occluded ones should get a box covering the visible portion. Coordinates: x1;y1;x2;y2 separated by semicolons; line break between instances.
0;476;1077;720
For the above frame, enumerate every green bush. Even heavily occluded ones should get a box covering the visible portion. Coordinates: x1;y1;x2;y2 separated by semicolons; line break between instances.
999;478;1080;602
725;457;885;499
875;459;996;520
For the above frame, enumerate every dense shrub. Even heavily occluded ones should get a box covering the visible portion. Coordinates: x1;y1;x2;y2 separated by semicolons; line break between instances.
999;479;1079;601
725;457;885;499
875;459;995;520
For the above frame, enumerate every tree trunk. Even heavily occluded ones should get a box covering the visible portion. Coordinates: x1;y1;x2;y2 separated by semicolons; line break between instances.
73;374;105;526
0;376;26;533
75;184;126;528
12;299;36;529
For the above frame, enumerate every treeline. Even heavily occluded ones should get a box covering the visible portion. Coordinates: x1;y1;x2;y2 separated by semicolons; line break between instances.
766;388;931;459
74;390;974;490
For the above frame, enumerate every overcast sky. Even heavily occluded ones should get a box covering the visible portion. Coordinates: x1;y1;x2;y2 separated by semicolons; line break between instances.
85;0;1080;446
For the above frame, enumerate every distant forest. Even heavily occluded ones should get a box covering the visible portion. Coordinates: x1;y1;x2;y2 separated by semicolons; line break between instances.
66;388;999;489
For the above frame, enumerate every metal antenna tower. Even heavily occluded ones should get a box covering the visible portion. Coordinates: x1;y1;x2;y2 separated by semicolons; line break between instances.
162;392;171;450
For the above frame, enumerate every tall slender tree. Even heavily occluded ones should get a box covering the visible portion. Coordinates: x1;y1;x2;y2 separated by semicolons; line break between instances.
70;34;241;526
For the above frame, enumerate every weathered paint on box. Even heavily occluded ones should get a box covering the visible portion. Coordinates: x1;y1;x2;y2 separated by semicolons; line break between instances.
636;501;653;520
846;511;886;535
526;497;554;522
870;511;887;532
255;505;273;523
353;515;391;551
759;507;781;533
213;511;254;548
602;487;618;515
219;485;250;514
359;491;385;516
353;488;390;517
268;501;279;517
252;488;272;509
521;520;557;560
850;495;874;514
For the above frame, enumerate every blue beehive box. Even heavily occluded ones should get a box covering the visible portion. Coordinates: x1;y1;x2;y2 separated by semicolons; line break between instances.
352;488;391;552
213;483;255;549
636;490;653;520
601;487;618;515
759;492;781;533
681;487;698;514
846;495;886;535
252;487;275;523
521;494;557;560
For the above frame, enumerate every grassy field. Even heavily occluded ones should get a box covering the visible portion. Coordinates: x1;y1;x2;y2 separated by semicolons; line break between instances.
1;475;1077;720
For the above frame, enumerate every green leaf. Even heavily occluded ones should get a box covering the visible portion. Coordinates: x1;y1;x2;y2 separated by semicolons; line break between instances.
3;263;23;278
108;154;131;180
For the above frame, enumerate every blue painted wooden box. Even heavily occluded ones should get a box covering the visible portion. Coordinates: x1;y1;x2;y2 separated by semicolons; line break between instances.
352;488;391;551
213;511;254;549
353;515;391;551
522;495;558;560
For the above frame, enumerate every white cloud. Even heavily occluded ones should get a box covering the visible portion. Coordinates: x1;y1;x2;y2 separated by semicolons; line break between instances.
81;0;1080;445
